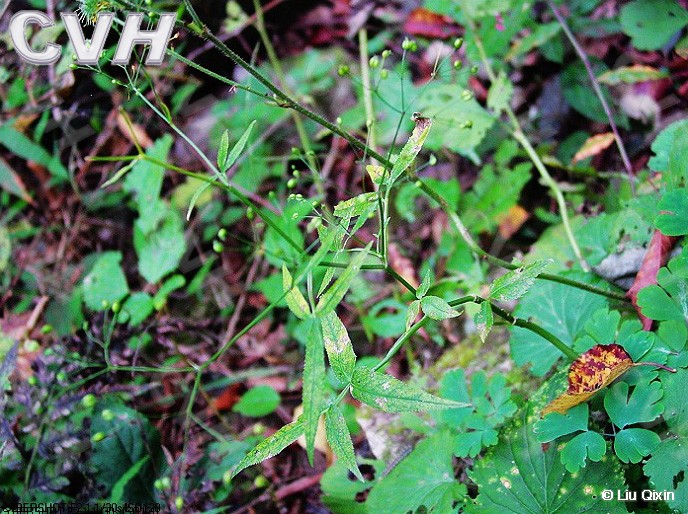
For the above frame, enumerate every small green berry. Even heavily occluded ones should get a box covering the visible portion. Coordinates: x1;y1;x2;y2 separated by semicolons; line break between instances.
81;394;97;409
254;475;269;488
292;169;300;178
453;60;463;70
218;228;227;241
287;178;297;189
28;376;37;386
461;89;473;101
382;49;391;58
246;206;255;219
338;65;350;76
380;69;389;79
24;340;40;352
111;301;120;313
470;65;479;74
175;497;183;510
213;241;224;253
461;120;474;129
101;300;109;310
369;55;380;68
154;479;163;490
402;38;413;51
102;409;115;421
223;469;232;485
40;325;53;334
69;63;78;70
161;477;171;489
291;147;301;156
453;37;464;49
91;432;106;443
56;371;67;382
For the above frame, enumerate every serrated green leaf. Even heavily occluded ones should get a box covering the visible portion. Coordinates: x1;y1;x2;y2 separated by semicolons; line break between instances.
416;270;432;299
598;65;669;86
406;300;421;331
110;456;150;503
644;437;688;511
303;317;325;464
560;431;606;473
366;431;465;513
604;379;664;429
134;207;186;284
321;311;356;384
232;419;304;478
325;405;363;482
534;404;589;443
489;259;552;302
656;189;688;236
613;428;660;463
389;115;432;185
466;376;628;514
420;295;460;321
333;193;378;218
487;71;513;114
316;245;370;314
474;301;493;343
350;366;468;413
282;264;310;320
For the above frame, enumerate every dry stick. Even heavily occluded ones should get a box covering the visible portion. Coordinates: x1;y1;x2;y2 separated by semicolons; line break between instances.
548;1;636;196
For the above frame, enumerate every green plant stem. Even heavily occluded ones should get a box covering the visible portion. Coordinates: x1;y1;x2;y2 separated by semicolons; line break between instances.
468;21;589;272
410;171;626;302
547;0;635;195
373;294;578;372
358;28;377;158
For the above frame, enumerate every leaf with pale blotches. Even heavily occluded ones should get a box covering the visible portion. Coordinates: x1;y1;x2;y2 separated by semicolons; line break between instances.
542;344;634;416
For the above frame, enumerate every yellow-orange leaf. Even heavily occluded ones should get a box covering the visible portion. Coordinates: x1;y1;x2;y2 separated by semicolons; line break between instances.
542;344;634;416
572;133;615;163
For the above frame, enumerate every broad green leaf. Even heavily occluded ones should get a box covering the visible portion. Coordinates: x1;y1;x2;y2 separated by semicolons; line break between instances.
466;376;628;514
487;71;513;114
637;284;684;320
438;369;473;428
325;405;363;481
282;265;310;319
316;245;370;314
620;0;688;50
613;428;660;464
655;189;688;236
416;270;432;299
303;317;325;464
321;459;383;514
415;83;494;155
233;385;281;417
350;366;468;413
648;118;688;187
455;414;499;457
321;311;356;384
134;207;186;284
474;301;493;343
560;431;606;473
506;22;561;59
388;114;432;185
534;404;589;443
637;251;688;323
92;400;167;502
660;367;688;436
83;252;130;311
232;419;304;478
406;300;421;331
489;259;552;302
221;120;256;173
644;437;688;511
420;295;460;320
152;274;186;310
604;379;664;429
366;431;466;514
510;273;609;376
118;292;153;327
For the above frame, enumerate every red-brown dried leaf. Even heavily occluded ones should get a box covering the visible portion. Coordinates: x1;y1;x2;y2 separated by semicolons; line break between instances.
627;230;677;330
403;8;461;39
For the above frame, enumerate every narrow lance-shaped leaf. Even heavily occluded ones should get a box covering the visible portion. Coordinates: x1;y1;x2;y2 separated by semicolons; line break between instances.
316;244;370;314
232;418;304;478
474;301;493;343
389;114;432;185
416;270;432;299
325;405;364;481
489;259;552;302
221;120;256;173
351;366;469;413
303;317;326;464
406;300;421;331
282;264;311;320
321;311;356;384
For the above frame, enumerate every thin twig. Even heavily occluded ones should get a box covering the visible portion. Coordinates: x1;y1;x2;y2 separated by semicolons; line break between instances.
547;0;636;195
